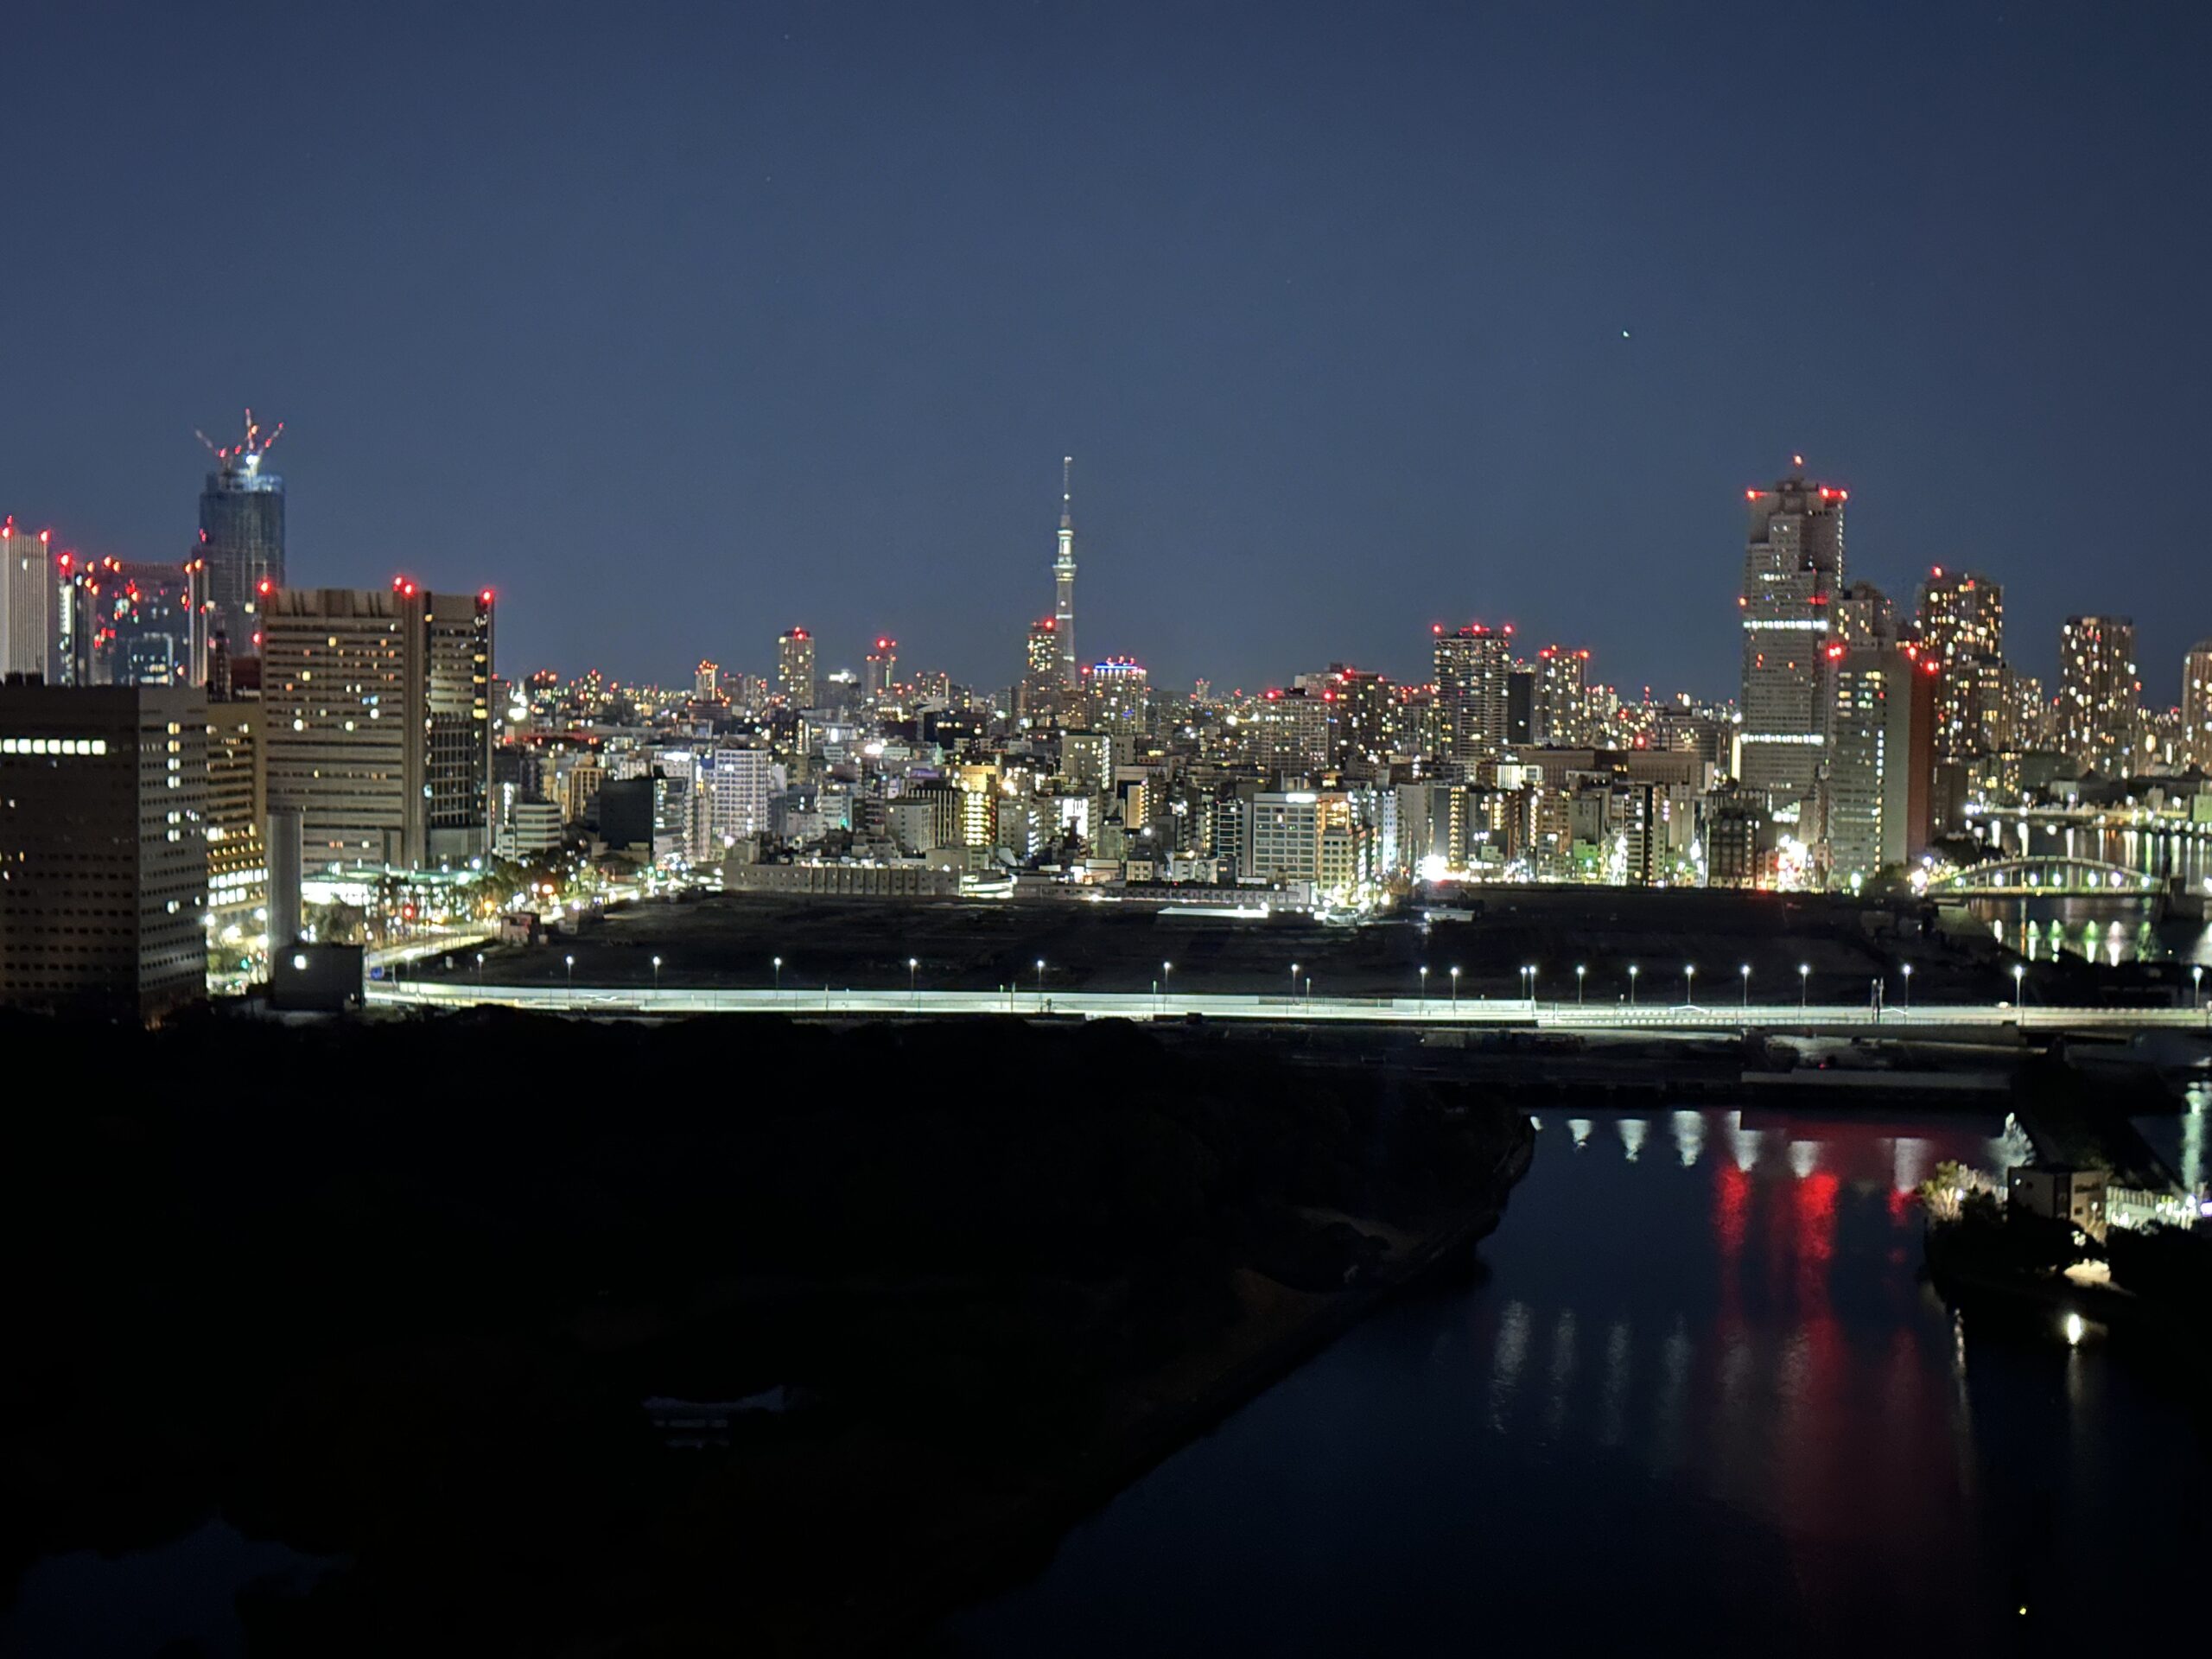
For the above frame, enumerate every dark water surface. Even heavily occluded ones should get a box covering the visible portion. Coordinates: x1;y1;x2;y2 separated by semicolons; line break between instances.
944;1106;2209;1656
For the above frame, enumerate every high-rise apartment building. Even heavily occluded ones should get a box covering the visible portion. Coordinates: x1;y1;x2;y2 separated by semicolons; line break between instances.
1019;618;1061;720
1531;646;1592;746
2056;615;2139;774
1824;645;1936;887
0;683;208;1018
777;626;817;709
261;582;493;868
1738;471;1846;811
1915;568;2004;757
1089;658;1150;734
1434;624;1510;765
2183;639;2212;768
1;518;51;680
701;744;784;847
863;637;897;706
195;413;285;649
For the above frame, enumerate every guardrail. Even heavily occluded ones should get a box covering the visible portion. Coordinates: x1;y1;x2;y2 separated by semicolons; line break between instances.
362;980;2212;1033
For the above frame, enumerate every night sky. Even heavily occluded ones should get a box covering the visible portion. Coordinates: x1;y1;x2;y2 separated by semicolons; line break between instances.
8;2;2209;702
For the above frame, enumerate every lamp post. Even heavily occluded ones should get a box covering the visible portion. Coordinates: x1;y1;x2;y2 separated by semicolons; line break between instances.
474;951;484;987
564;953;575;999
2012;962;2025;1020
1575;964;1586;1007
1901;963;1912;1016
1419;964;1429;1009
1290;962;1300;1008
1683;963;1696;1007
1799;963;1809;1011
2193;963;2203;1015
1628;964;1639;1007
1450;965;1460;1011
1739;963;1751;1010
1162;959;1173;1011
652;954;662;994
908;956;918;1005
1036;957;1046;1008
772;955;783;994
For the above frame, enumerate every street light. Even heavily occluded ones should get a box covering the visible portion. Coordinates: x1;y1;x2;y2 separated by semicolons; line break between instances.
652;954;662;993
1683;963;1696;1007
1575;963;1586;1007
1522;965;1537;1007
1419;964;1429;1009
1628;964;1639;1007
1290;962;1300;1007
1036;957;1046;1007
2012;962;2025;1016
1450;965;1460;1011
1162;959;1173;1010
908;956;918;1004
2193;963;2203;1014
1739;963;1751;1010
474;951;484;987
1901;962;1912;1015
1799;963;1810;1011
564;953;575;998
772;955;783;994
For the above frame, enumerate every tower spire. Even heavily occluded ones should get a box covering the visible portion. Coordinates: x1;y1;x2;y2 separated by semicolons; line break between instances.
1052;456;1078;685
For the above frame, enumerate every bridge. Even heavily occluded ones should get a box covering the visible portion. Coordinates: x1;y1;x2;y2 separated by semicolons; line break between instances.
365;979;2212;1034
1925;855;2162;899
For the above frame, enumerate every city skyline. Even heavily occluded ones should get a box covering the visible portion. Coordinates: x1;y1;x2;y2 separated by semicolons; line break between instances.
6;4;2210;696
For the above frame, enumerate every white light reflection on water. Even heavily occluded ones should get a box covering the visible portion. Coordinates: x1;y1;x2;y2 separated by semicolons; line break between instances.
1487;1300;1530;1433
1671;1109;1705;1167
1891;1135;1932;1196
1567;1118;1592;1151
1617;1118;1646;1161
1723;1112;1764;1172
1542;1308;1579;1440
1787;1138;1821;1179
1597;1319;1632;1447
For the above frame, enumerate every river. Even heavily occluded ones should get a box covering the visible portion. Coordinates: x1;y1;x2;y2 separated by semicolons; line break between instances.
1965;813;2212;965
943;1101;2211;1655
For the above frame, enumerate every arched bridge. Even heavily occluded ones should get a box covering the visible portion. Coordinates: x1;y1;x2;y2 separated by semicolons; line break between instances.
1926;855;2160;898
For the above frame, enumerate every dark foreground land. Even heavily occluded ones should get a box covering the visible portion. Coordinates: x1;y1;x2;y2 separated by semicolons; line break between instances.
0;1010;1530;1656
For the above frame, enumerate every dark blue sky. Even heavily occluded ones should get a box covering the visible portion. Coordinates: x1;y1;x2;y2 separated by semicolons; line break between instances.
7;2;2209;702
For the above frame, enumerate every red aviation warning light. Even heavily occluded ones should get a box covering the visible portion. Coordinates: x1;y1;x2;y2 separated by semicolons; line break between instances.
480;588;494;604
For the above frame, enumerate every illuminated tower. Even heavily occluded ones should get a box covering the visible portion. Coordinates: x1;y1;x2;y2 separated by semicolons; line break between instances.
1914;568;2004;756
1737;465;1846;814
195;410;286;652
0;518;52;679
1052;456;1077;686
2184;639;2212;768
1433;624;1511;764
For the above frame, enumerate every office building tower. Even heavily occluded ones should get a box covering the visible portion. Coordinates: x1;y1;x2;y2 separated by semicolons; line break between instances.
2056;615;2139;774
1252;687;1334;776
1;518;51;680
1738;469;1846;811
694;660;720;700
1090;658;1150;734
261;582;494;868
93;558;210;687
1915;568;2004;757
1433;624;1510;764
195;411;285;648
1824;645;1937;888
2184;639;2212;768
1323;665;1397;766
204;688;267;954
1052;456;1078;686
0;683;208;1018
777;626;817;709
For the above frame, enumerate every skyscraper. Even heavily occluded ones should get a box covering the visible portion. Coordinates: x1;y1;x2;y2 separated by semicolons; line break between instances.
1020;617;1060;720
777;626;817;708
2183;639;2212;768
863;637;897;706
0;682;208;1019
1;518;52;680
261;582;493;868
1738;469;1847;813
1914;568;2004;757
195;411;285;650
1433;624;1510;764
1052;456;1077;687
1824;644;1937;887
2056;614;2139;773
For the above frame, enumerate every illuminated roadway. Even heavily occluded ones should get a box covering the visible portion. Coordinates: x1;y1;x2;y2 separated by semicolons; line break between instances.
364;979;2212;1034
